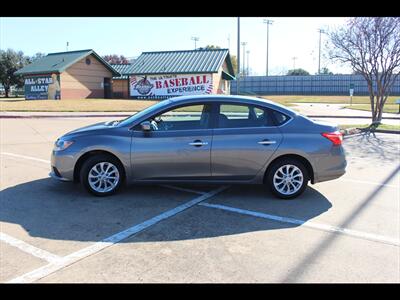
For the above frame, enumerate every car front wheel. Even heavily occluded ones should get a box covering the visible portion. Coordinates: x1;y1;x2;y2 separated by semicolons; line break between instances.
80;154;124;196
266;158;309;199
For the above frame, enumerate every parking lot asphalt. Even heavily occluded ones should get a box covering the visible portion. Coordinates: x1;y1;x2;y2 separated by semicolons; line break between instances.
0;117;399;283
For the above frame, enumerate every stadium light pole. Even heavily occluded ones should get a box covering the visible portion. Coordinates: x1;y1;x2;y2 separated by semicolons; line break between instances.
241;42;247;77
191;36;199;50
246;50;250;76
237;17;241;95
292;56;297;69
318;29;325;74
263;19;273;76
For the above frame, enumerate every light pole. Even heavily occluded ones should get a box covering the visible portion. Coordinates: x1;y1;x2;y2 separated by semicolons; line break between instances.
246;50;250;76
227;34;230;51
237;17;240;95
241;42;247;77
292;56;297;69
66;42;69;51
263;19;273;76
191;36;199;50
318;29;325;74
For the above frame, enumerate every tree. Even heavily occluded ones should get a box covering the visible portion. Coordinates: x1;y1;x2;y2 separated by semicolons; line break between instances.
286;68;310;76
327;17;400;123
28;52;47;63
102;54;129;64
319;67;333;75
0;49;29;98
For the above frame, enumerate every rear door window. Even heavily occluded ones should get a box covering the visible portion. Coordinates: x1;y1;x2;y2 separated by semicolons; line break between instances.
218;103;273;128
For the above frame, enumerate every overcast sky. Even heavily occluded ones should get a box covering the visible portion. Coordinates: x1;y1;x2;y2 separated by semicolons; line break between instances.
0;17;353;75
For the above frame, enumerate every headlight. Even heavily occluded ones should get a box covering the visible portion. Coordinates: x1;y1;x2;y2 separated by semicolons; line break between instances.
54;139;74;151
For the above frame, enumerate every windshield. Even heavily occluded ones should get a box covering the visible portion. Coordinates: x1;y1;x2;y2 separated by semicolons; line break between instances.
117;99;172;127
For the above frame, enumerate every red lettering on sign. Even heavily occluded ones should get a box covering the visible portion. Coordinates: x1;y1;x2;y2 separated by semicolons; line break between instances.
182;78;188;86
155;81;162;89
189;77;196;85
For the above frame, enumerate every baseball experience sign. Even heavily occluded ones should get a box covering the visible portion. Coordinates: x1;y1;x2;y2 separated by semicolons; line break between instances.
130;74;213;99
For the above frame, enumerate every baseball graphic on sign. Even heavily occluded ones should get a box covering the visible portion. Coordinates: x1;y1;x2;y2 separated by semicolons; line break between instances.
134;76;154;95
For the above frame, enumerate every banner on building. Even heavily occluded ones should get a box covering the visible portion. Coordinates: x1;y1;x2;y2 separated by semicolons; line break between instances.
130;74;213;99
24;74;61;100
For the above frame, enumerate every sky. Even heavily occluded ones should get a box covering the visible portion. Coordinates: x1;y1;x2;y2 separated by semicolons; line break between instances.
0;17;353;75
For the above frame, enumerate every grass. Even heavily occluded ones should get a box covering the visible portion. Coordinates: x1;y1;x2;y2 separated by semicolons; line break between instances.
339;123;400;131
0;95;399;112
0;98;157;112
261;95;399;105
344;104;399;114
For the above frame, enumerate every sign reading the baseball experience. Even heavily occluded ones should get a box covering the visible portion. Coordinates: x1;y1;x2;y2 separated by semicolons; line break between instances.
24;74;61;100
130;74;213;99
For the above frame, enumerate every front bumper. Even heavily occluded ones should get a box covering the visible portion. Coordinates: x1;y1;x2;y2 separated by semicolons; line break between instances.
49;170;71;182
50;149;77;181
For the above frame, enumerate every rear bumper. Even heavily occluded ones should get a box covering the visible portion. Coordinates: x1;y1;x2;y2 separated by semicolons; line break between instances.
313;146;347;183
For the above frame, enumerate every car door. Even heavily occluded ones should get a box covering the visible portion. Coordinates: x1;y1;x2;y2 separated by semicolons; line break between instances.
211;102;283;180
131;103;212;181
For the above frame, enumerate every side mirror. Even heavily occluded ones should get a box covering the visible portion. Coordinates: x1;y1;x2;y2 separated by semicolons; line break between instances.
140;121;151;131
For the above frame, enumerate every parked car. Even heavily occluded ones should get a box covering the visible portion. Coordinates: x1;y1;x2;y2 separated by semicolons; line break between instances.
50;95;346;199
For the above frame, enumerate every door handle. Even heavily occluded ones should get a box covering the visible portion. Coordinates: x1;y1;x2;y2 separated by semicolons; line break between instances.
189;140;208;147
258;140;276;145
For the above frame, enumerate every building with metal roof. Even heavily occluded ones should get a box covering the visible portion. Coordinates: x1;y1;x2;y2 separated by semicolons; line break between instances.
111;63;132;98
127;49;235;99
14;49;120;100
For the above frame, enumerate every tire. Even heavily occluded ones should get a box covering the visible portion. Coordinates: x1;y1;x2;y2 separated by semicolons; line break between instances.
266;158;309;199
80;154;124;197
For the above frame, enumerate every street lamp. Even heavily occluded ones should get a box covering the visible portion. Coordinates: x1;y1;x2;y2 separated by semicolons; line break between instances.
241;42;247;77
263;19;273;76
191;36;199;50
318;29;325;74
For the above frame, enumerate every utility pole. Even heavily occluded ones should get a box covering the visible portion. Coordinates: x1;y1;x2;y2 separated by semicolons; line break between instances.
292;56;297;69
246;50;250;76
241;42;247;77
263;19;273;76
318;29;325;74
237;17;240;95
191;36;199;50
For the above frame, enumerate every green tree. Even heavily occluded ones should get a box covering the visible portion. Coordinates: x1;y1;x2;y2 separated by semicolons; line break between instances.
319;67;333;75
0;49;29;98
286;68;310;76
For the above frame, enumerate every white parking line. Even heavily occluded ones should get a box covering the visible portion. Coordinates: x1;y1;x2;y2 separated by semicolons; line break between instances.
1;152;50;164
7;186;229;283
160;185;206;195
199;202;400;247
0;232;61;264
337;178;399;189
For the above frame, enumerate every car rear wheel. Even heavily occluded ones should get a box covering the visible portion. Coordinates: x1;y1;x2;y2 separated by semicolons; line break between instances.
80;154;124;196
266;158;309;199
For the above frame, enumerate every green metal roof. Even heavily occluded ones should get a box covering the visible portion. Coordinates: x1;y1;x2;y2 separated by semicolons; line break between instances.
111;63;132;80
14;49;120;77
129;49;235;79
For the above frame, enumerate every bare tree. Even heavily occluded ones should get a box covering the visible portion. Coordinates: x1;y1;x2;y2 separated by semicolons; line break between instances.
327;17;400;123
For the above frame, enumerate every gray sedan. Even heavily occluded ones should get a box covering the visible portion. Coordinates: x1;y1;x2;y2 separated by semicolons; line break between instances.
50;95;346;199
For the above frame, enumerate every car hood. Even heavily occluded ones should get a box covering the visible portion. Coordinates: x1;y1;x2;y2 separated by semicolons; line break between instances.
63;120;120;137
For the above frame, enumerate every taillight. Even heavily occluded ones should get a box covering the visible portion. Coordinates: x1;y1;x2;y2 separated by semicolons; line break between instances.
321;131;343;146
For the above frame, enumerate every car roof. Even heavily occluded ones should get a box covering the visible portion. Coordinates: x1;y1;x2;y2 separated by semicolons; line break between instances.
166;95;298;117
